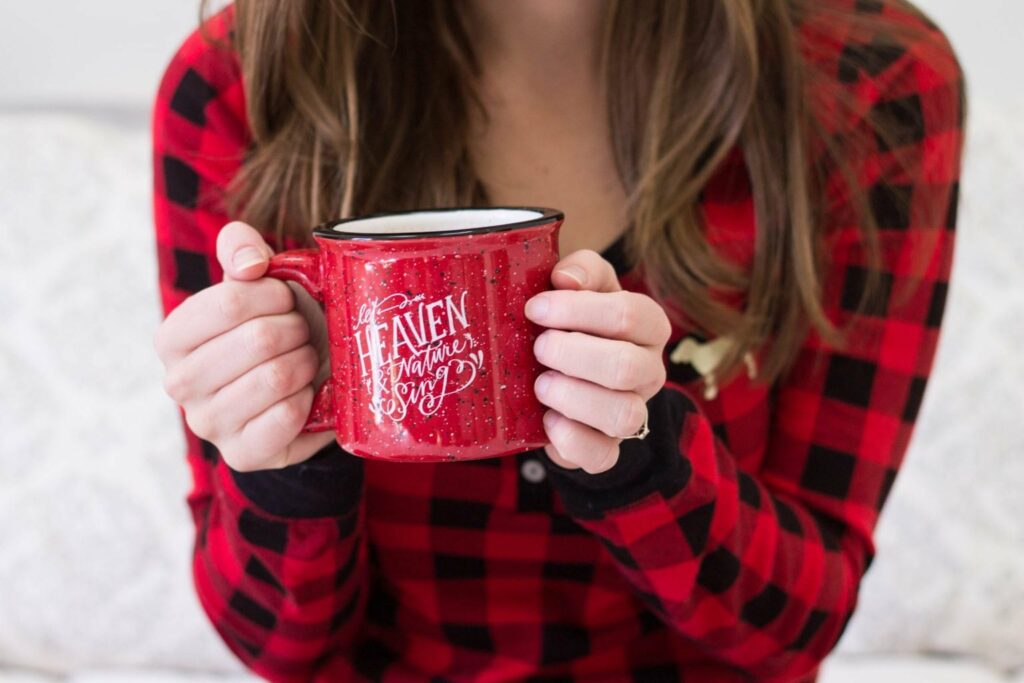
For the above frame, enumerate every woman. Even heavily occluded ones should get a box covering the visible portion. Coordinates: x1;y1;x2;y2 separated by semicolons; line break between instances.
152;1;964;681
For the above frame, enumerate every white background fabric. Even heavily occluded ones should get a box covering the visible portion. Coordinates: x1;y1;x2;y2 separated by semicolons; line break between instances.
0;99;1021;680
1;0;1016;111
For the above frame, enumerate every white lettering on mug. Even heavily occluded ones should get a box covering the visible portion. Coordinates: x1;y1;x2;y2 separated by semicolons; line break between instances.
354;290;484;422
425;299;447;342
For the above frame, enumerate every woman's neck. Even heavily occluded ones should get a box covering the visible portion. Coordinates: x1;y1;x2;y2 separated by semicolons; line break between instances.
463;0;607;92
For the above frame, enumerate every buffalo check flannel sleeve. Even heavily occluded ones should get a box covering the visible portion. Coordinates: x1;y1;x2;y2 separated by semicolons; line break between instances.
152;13;369;682
543;22;965;682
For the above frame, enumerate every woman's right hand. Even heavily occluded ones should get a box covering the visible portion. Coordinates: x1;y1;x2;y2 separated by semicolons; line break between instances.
154;221;337;471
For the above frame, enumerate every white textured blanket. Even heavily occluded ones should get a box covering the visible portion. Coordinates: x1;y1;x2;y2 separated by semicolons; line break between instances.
0;99;1021;679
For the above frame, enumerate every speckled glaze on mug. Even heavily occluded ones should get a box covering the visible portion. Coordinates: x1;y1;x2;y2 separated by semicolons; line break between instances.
266;206;563;462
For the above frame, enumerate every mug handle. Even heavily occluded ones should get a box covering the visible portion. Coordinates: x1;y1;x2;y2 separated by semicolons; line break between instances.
265;249;335;433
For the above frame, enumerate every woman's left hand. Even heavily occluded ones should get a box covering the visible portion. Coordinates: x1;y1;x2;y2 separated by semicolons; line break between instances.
524;249;672;475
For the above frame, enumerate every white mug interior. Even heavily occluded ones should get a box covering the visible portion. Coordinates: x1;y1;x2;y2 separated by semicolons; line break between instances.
330;208;544;236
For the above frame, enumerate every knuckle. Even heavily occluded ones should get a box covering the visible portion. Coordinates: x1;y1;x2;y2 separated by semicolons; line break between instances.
273;389;311;432
263;356;292;394
655;313;673;346
613;345;643;389
162;366;190;402
613;395;646;437
614;292;639;337
218;285;246;324
652;361;667;389
247;318;280;357
642;353;667;393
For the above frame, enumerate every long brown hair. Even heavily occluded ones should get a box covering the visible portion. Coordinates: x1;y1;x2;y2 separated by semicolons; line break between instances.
203;0;957;385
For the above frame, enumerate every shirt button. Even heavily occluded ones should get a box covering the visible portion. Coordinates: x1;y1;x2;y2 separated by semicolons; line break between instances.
520;458;547;484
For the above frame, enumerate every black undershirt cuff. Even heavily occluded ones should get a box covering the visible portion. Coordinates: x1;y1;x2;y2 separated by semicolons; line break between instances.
543;386;695;520
228;439;364;519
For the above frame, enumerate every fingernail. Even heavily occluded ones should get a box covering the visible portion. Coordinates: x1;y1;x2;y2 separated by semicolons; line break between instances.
233;246;267;272
543;410;559;431
555;265;586;286
536;371;553;397
525;295;550;320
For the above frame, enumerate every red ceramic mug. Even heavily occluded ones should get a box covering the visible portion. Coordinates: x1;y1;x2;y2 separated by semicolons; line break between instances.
265;206;564;462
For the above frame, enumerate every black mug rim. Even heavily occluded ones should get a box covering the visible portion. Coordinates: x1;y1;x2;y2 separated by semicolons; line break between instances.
312;206;563;241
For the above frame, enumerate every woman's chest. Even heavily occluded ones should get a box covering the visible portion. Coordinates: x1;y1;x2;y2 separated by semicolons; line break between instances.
468;86;630;258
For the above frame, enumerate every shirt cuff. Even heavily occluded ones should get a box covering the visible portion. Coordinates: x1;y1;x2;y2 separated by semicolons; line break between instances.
543;385;696;520
226;438;364;519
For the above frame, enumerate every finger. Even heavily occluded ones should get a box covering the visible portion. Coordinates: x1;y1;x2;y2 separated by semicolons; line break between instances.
534;370;647;439
206;344;320;435
216;221;275;281
220;385;318;472
288;280;329;354
543;443;579;470
524;289;672;347
550;249;622;293
164;312;310;402
542;409;621;475
534;329;665;394
155;278;296;363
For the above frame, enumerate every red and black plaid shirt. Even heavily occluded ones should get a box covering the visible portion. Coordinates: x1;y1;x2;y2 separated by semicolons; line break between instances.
152;4;964;682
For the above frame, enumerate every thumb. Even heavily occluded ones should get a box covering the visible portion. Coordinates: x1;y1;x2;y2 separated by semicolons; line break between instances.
550;248;622;293
216;221;275;281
